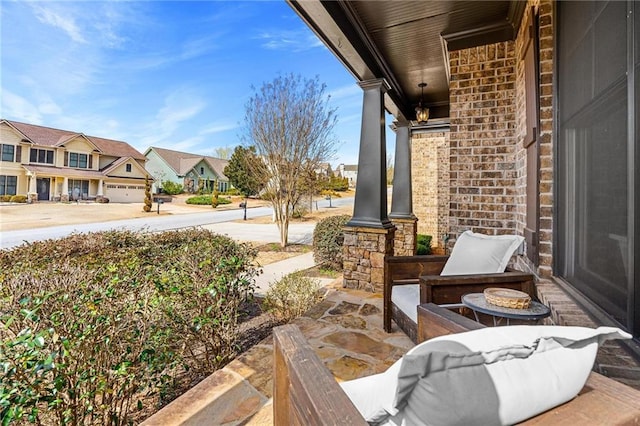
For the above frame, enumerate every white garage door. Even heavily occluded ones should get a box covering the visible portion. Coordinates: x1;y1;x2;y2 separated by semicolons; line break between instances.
106;183;146;203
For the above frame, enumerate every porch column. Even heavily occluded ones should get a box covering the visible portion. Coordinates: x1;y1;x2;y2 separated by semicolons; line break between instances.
61;177;69;202
343;78;395;293
27;172;38;203
97;179;104;197
389;119;418;255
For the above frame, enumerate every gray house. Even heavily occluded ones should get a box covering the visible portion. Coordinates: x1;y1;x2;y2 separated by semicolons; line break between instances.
144;146;229;194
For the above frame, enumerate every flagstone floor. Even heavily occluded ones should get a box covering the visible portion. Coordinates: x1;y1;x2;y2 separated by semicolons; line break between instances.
146;278;413;425
143;278;640;425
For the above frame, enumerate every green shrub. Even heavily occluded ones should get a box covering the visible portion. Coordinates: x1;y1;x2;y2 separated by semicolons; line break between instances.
9;195;27;203
313;214;350;270
262;272;322;322
0;229;259;425
1;195;12;202
161;180;183;195
186;195;231;205
417;234;432;255
224;188;242;196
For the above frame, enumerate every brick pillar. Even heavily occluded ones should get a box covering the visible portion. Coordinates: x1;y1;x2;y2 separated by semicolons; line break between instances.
343;226;395;293
391;217;417;256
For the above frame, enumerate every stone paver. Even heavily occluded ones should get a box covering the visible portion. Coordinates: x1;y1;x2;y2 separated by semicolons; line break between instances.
142;280;412;425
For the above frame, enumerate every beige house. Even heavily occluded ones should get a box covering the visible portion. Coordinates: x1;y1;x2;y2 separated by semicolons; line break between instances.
0;119;148;203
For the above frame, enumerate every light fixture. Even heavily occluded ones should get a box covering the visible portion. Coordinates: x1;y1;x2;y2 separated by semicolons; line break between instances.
415;82;429;124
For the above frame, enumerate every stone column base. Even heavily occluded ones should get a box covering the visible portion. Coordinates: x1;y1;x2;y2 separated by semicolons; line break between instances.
27;193;38;203
60;194;69;202
390;216;418;256
342;225;395;293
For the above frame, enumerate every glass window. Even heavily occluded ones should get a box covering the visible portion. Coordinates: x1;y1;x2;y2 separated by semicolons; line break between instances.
68;152;88;169
1;144;15;162
557;1;635;333
0;175;17;196
30;148;54;164
67;179;89;200
126;164;132;172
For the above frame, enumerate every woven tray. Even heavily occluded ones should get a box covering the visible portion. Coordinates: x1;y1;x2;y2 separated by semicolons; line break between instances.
483;288;531;309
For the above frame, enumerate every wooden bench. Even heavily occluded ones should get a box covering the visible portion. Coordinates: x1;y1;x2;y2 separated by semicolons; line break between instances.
384;255;535;342
273;306;640;425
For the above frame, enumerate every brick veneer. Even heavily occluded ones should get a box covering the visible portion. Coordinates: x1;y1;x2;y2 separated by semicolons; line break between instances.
342;226;394;293
448;41;518;239
442;0;639;389
410;131;449;248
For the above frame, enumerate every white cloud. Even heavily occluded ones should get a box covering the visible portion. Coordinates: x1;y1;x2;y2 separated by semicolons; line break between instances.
28;3;86;43
200;122;238;135
329;84;361;101
136;88;207;148
257;29;324;52
1;88;43;124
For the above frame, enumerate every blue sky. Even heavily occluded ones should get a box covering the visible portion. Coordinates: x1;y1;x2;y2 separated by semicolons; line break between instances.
1;0;396;167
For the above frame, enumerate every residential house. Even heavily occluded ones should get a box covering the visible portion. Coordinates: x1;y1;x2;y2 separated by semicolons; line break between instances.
289;0;640;347
0;119;148;203
144;146;229;194
314;162;332;177
336;163;358;187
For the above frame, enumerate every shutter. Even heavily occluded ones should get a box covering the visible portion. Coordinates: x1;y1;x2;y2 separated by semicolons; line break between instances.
15;146;21;163
521;7;540;265
89;155;93;169
64;152;68;167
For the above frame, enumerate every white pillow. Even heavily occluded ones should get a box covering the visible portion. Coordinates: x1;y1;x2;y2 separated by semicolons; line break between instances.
440;231;524;276
341;325;631;426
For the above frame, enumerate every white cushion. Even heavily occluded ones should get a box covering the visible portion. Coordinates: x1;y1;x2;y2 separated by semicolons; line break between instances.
440;230;524;276
341;325;631;426
391;284;420;323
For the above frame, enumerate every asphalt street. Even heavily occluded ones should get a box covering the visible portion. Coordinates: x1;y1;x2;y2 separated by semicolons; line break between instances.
0;197;354;249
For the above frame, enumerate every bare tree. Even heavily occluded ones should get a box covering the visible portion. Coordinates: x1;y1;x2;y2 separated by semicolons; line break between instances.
213;146;233;160
243;74;338;247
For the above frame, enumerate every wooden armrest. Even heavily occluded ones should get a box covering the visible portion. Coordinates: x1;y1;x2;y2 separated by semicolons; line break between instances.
391;278;420;286
420;271;534;285
419;271;535;305
417;303;484;342
273;324;367;425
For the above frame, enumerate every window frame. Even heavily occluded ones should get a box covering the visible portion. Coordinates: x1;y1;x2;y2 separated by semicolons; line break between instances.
0;175;18;196
1;144;15;162
68;152;89;169
30;148;54;165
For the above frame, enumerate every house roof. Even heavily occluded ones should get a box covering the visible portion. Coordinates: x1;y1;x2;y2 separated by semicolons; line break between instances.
287;1;525;122
3;119;146;160
343;165;358;172
148;146;229;180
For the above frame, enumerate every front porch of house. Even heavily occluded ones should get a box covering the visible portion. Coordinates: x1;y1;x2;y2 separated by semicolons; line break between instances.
143;274;640;425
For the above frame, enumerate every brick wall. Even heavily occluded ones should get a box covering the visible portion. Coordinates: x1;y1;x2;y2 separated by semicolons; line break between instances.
411;131;449;247
448;42;518;238
511;0;554;278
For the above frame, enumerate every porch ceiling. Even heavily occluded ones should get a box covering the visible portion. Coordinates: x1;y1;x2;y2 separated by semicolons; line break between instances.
288;0;525;121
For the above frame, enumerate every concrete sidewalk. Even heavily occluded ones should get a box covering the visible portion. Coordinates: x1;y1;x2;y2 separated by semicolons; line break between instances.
254;252;335;295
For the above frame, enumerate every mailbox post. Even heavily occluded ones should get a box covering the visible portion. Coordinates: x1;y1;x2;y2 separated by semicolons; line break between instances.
157;198;164;214
239;199;248;220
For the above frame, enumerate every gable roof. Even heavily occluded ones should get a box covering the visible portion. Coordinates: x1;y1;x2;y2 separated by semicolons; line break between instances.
148;146;228;180
2;119;145;160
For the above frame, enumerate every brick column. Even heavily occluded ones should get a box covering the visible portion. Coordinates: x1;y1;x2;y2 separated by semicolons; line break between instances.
343;226;395;293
